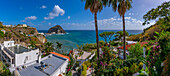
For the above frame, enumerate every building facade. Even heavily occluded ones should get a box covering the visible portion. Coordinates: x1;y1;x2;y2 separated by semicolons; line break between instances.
0;41;40;68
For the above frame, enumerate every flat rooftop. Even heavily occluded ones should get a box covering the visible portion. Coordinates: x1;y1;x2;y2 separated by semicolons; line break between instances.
18;54;67;76
8;46;31;54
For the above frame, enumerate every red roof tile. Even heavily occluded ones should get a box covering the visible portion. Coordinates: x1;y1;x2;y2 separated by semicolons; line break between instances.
58;74;62;76
50;52;70;61
117;42;147;50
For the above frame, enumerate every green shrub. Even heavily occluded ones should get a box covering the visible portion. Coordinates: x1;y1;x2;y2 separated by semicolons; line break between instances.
67;71;72;76
0;30;4;38
83;43;97;51
115;68;123;75
110;41;119;46
30;30;35;34
75;61;79;67
129;63;139;74
99;40;105;46
139;62;143;69
123;67;129;74
128;43;143;59
81;64;87;76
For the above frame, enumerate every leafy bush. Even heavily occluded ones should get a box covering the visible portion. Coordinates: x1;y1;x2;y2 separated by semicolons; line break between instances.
83;43;96;51
30;30;35;34
129;63;139;74
75;61;79;67
0;30;4;38
84;61;91;67
139;62;143;69
123;67;129;74
99;40;105;46
128;43;143;59
110;41;119;46
81;64;87;76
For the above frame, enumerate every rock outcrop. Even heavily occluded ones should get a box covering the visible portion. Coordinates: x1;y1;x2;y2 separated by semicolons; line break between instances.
47;25;66;34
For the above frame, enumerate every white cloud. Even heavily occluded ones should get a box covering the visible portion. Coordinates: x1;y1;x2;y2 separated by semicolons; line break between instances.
125;17;131;20
128;13;134;16
61;17;150;30
44;5;65;20
48;22;51;25
21;16;37;22
68;16;70;19
25;16;37;20
40;5;47;9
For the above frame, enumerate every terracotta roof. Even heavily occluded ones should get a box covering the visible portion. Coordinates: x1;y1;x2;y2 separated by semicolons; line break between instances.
117;42;147;50
50;52;70;61
69;50;73;56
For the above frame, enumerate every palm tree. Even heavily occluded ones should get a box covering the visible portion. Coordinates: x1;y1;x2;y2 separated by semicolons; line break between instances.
44;42;54;54
56;41;62;49
82;0;103;59
56;41;62;53
109;0;132;59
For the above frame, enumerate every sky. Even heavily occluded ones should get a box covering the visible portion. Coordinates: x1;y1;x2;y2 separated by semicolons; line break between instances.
0;0;169;30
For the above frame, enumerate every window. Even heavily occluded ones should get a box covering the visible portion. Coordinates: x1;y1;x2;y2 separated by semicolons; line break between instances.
12;59;14;64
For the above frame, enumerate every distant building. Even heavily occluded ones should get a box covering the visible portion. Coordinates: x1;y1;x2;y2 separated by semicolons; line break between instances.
4;25;13;28
117;42;147;59
120;36;128;42
17;24;27;27
1;29;6;34
21;24;27;27
126;41;137;45
38;33;44;35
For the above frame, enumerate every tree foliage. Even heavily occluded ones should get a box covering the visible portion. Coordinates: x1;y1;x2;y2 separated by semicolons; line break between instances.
145;31;170;76
0;30;4;38
56;41;62;49
128;43;143;59
99;31;115;43
82;0;104;59
82;0;103;13
114;31;129;41
44;42;54;54
143;1;170;26
29;41;36;48
0;22;4;28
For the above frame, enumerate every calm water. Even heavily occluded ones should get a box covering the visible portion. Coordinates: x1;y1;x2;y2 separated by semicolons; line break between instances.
38;30;143;53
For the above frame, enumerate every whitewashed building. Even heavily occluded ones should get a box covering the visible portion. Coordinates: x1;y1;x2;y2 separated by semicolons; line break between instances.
0;41;40;68
15;52;69;76
0;41;69;76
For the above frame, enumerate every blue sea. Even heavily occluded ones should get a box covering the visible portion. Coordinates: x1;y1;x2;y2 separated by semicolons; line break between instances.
38;30;143;53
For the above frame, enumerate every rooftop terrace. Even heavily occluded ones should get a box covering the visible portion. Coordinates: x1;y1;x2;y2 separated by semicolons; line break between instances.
8;46;32;54
18;54;67;76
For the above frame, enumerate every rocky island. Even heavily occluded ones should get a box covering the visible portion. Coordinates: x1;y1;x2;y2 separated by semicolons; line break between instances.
47;25;66;34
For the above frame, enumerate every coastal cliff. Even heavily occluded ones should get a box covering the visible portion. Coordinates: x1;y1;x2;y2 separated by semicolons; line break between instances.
47;25;66;34
0;26;47;48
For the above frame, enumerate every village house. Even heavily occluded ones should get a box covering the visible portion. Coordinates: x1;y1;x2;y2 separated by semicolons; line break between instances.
117;42;147;59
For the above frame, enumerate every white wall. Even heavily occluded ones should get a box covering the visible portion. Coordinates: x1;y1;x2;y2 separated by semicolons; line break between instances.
119;49;129;59
52;59;69;76
15;49;39;67
4;41;15;47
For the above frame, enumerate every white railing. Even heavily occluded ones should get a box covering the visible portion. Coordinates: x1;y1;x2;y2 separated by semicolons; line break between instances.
88;52;95;60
